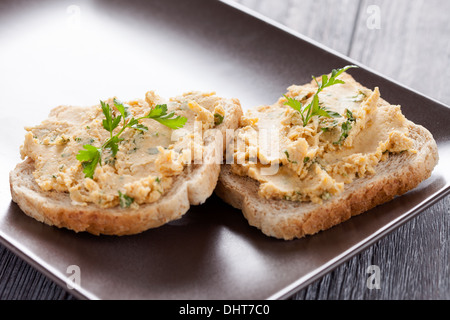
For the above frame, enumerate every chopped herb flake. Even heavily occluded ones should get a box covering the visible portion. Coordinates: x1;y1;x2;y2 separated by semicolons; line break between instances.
284;150;298;164
334;109;357;146
118;191;134;208
214;113;224;125
321;192;332;201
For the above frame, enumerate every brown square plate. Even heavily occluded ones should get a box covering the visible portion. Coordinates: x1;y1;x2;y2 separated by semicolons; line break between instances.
0;0;449;299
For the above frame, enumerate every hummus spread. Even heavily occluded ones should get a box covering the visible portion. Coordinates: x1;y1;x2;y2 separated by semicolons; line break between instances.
21;91;226;208
231;73;415;203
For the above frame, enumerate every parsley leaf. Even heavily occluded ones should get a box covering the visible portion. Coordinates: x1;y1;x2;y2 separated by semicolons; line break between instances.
144;104;187;129
284;96;303;113
101;101;121;134
76;144;101;179
313;65;358;91
113;98;131;119
103;135;123;156
131;123;149;132
285;65;358;127
325;110;342;118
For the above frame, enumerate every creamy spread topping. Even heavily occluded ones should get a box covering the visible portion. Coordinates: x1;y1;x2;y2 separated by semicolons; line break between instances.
231;73;415;203
21;91;226;208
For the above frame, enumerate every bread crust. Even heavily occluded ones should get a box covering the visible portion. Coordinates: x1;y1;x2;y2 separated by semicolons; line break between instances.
215;123;439;240
10;97;243;236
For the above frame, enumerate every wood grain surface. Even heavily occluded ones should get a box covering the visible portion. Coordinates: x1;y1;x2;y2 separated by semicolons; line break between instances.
1;0;449;300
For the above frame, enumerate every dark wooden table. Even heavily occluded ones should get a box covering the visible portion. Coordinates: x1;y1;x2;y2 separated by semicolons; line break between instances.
1;0;449;300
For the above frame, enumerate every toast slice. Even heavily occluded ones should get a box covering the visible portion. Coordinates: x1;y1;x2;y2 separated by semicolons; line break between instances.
10;92;243;236
216;123;438;240
215;75;439;240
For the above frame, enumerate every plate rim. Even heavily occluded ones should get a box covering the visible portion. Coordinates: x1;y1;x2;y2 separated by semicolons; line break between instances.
268;185;450;299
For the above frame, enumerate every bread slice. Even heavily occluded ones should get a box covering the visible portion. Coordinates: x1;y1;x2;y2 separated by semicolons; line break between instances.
215;74;439;242
10;95;243;236
216;123;438;240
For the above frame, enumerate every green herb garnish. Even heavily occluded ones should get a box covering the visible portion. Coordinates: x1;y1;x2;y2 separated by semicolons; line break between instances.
349;90;367;102
77;144;101;179
284;150;298;164
334;109;356;146
345;109;355;122
284;65;358;127
214;113;224;126
118;191;134;208
321;192;332;201
320;120;339;132
76;98;187;178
